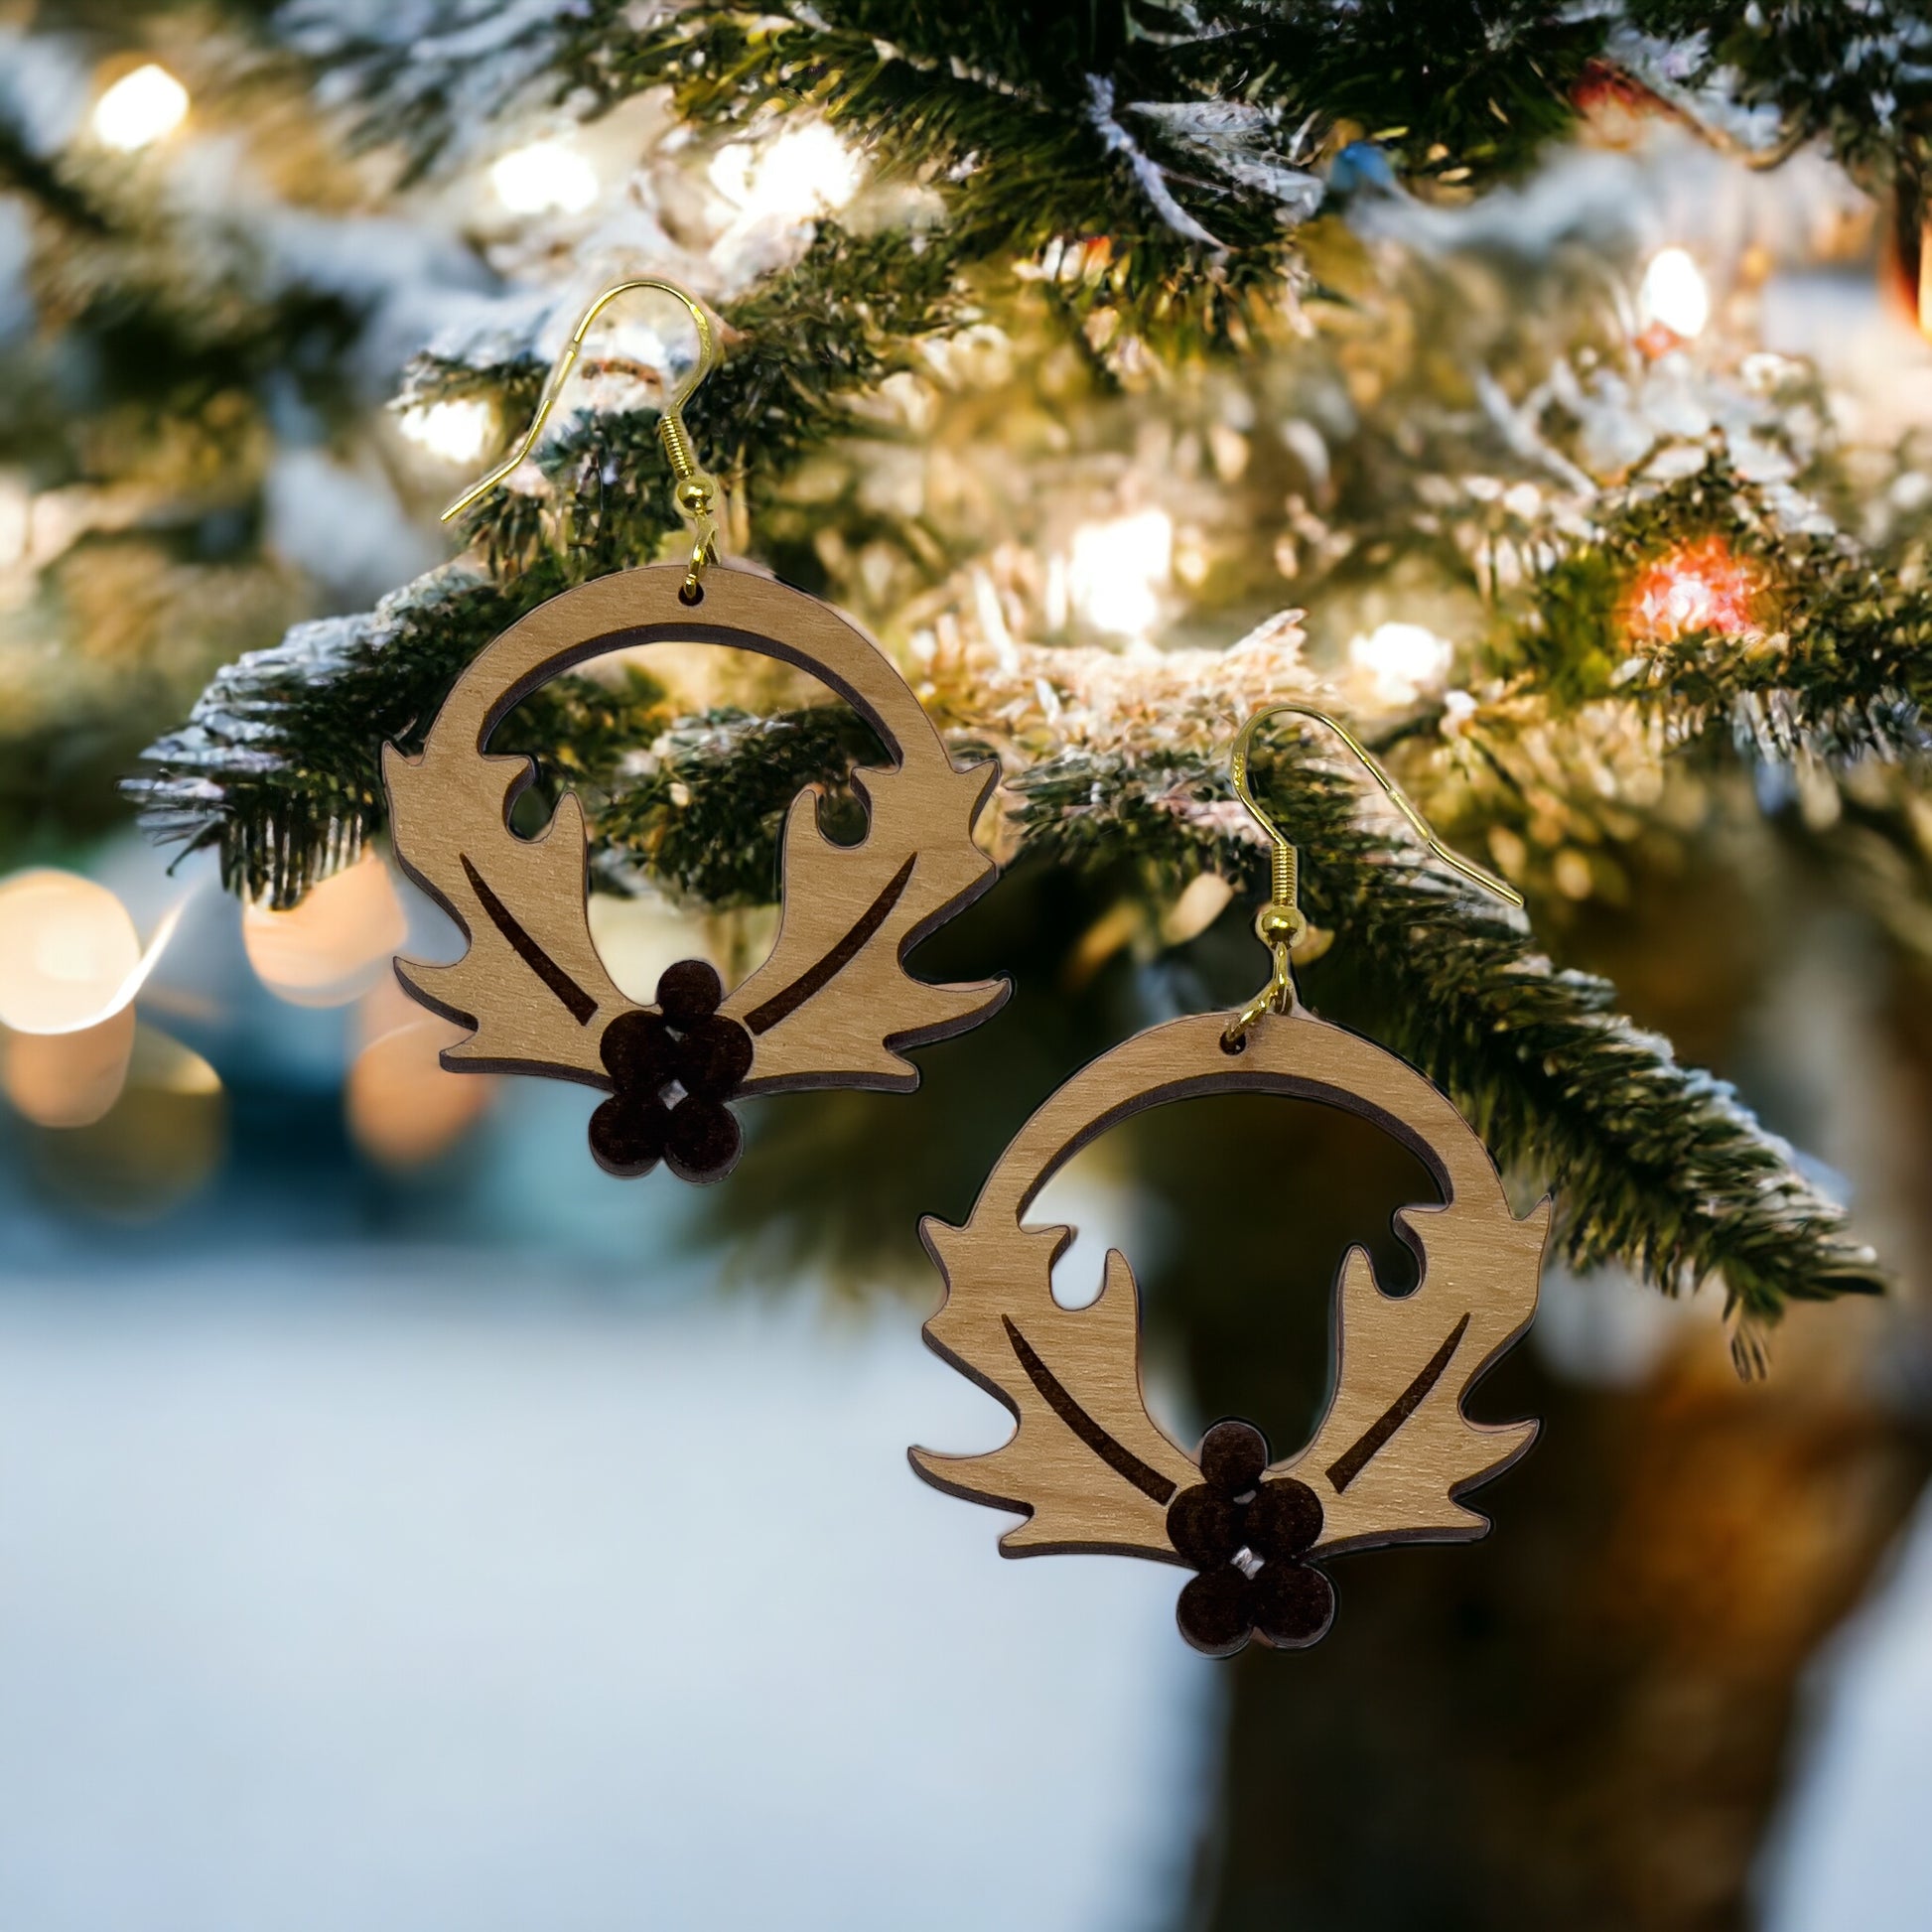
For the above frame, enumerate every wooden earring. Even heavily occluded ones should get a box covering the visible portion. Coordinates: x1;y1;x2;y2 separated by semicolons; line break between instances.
384;283;1007;1183
910;706;1549;1656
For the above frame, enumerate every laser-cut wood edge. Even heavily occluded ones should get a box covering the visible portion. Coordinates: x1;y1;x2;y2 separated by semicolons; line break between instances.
383;563;1008;1101
910;1005;1548;1567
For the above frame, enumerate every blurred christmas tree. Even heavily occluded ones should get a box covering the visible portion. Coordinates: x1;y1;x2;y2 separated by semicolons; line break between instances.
8;5;1932;1923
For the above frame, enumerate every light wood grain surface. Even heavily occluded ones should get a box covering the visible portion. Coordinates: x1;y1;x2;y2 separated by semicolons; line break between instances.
384;563;1007;1095
912;1004;1547;1563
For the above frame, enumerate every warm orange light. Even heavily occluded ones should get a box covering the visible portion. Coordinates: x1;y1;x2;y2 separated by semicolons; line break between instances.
345;977;493;1169
1625;536;1765;646
21;1026;225;1214
2;1008;137;1127
242;850;408;1008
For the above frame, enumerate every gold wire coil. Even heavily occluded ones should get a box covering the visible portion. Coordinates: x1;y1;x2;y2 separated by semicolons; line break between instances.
1222;701;1523;1049
657;410;703;486
1272;841;1296;909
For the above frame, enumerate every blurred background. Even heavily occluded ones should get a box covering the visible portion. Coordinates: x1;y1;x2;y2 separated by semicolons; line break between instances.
6;6;1932;1930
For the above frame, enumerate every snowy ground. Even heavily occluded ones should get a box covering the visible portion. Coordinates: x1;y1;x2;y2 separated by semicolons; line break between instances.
0;1258;1210;1932
0;1251;1925;1931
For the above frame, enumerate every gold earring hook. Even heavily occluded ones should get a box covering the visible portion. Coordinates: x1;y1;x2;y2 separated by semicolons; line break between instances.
442;278;723;602
1224;702;1522;1044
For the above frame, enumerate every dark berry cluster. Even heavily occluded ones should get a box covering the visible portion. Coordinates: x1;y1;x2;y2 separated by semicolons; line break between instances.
588;959;753;1183
1167;1420;1335;1657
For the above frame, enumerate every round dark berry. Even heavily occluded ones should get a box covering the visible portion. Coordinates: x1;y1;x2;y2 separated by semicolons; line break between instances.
665;1095;742;1181
1166;1485;1244;1570
1176;1567;1254;1657
600;1010;677;1091
656;958;723;1025
1248;1476;1323;1561
1198;1419;1269;1498
1249;1560;1334;1649
588;1094;671;1176
673;1015;754;1099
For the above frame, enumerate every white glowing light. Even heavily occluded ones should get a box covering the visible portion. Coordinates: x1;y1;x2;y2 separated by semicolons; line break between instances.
490;141;600;215
0;869;179;1035
0;475;28;570
710;122;863;223
1638;247;1710;341
398;399;493;466
92;64;190;152
1067;510;1173;639
1348;621;1454;706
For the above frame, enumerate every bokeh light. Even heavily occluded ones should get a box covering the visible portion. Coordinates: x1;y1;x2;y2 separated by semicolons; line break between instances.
23;1024;224;1216
710;122;863;222
345;976;493;1169
489;140;599;214
1067;511;1173;640
1639;246;1712;340
1626;535;1765;645
398;399;493;466
1348;621;1455;706
92;64;190;152
0;472;28;570
242;850;408;1010
0;870;154;1035
2;1006;136;1129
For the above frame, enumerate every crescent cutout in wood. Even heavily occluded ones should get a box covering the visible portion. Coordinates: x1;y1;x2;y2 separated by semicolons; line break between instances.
383;563;1008;1181
910;1004;1548;1654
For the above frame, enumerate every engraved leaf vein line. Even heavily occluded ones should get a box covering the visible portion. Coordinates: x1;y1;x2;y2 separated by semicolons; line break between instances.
1002;1314;1177;1506
1324;1311;1471;1493
743;851;916;1035
460;853;597;1026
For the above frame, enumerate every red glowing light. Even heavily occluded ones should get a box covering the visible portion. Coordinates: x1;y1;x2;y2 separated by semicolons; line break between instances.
1624;536;1764;645
1634;320;1683;361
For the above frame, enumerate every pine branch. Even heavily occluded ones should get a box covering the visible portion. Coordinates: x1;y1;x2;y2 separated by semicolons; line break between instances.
0;116;113;237
282;2;1932;343
1519;462;1932;764
129;560;565;903
563;707;1881;1342
1175;2;1603;192
277;0;583;179
1612;4;1932;181
568;4;1312;346
1005;740;1887;1353
595;706;887;904
127;224;964;898
406;220;966;580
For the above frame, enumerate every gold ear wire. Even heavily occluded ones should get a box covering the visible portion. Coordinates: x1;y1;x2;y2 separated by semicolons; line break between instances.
442;278;723;602
1224;701;1522;1043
